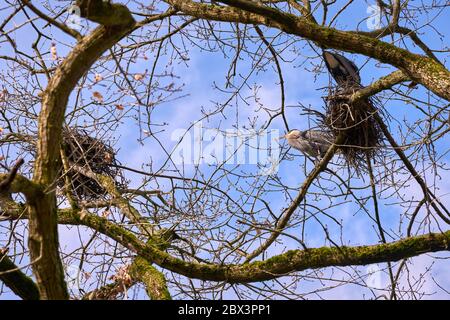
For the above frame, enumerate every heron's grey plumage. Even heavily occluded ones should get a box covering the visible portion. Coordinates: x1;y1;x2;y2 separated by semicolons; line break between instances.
283;129;333;158
323;51;361;87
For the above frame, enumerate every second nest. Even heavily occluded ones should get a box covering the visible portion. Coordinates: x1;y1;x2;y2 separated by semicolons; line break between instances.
58;128;125;200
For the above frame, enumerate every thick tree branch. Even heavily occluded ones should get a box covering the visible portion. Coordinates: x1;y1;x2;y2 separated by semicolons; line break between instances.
75;0;134;26
60;211;450;283
0;249;40;300
356;26;442;63
0;159;43;202
4;207;450;283
29;2;137;300
167;0;450;101
129;256;171;300
349;70;409;103
82;257;170;300
0;159;25;191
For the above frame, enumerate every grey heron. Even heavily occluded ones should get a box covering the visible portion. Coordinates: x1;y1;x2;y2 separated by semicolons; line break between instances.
280;129;333;158
323;51;361;87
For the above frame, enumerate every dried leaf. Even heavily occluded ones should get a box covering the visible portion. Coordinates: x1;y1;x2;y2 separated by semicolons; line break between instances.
134;73;144;81
92;91;104;103
0;89;7;101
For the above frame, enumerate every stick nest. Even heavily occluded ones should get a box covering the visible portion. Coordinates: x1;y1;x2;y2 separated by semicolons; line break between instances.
58;128;125;200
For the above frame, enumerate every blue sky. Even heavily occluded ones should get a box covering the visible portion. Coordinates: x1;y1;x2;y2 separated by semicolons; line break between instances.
0;0;449;299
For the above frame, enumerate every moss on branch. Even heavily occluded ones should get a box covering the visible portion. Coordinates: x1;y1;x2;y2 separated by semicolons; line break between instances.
129;256;171;300
75;0;135;26
168;0;450;101
0;250;40;300
4;206;449;283
56;208;450;283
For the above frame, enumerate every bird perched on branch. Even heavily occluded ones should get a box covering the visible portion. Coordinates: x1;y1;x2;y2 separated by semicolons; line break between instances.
323;51;361;87
280;129;333;159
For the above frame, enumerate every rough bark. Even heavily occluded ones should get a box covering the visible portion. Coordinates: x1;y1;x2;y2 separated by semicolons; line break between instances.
61;211;450;283
167;0;450;101
0;250;40;300
2;0;448;298
3;204;449;284
28;2;136;299
129;257;171;300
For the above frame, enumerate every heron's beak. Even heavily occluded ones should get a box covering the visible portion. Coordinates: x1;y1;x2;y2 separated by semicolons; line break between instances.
279;134;286;140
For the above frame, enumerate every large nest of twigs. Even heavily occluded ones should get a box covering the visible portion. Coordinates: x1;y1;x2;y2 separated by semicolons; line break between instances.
323;85;384;168
58;127;125;200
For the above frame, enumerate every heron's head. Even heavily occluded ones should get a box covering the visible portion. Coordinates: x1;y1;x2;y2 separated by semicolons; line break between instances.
280;129;301;140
